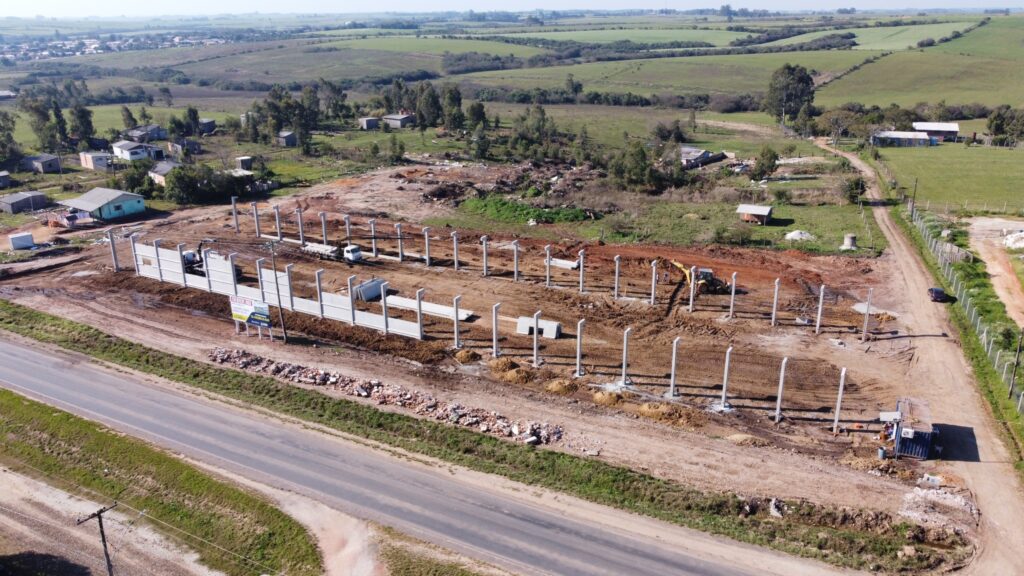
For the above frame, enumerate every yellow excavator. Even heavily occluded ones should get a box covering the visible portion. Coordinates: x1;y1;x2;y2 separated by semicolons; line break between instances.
670;260;731;296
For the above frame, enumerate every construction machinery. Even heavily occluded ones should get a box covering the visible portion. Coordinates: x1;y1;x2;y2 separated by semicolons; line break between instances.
182;240;242;279
300;242;364;263
670;260;731;296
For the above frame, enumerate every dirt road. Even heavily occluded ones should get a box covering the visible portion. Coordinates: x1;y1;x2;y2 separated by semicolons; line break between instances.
817;140;1024;574
968;217;1024;326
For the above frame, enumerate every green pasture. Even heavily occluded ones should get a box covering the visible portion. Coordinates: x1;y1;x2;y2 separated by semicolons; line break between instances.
510;27;747;46
765;21;975;50
329;36;548;57
880;145;1024;208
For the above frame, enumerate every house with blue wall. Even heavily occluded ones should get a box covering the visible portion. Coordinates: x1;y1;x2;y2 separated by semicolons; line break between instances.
59;187;146;221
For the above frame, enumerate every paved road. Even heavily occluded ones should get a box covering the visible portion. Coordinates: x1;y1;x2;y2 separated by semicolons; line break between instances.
0;339;844;576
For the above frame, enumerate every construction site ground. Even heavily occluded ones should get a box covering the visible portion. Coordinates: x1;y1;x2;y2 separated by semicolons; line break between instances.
2;157;1020;571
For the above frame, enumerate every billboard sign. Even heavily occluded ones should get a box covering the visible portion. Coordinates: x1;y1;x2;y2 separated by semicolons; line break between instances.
230;296;271;328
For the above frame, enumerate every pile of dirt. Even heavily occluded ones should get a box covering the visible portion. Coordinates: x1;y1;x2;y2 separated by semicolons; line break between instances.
545;379;578;395
727;433;773;447
488;357;518;373
500;368;534;385
454;349;481;364
593;391;622;406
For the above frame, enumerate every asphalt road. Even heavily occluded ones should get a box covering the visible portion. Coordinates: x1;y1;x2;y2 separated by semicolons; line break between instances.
0;338;824;576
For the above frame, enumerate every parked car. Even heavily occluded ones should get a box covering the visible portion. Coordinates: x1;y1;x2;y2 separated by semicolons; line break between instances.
928;287;947;302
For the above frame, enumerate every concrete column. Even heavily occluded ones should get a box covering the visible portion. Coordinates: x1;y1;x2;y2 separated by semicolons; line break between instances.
720;346;733;408
273;205;282;240
343;215;352;246
285;263;294;310
544;245;552;287
771;278;780;326
255;258;266;301
532;310;542;368
228;253;238;295
451;232;459;271
578;249;585;293
315;269;324;318
774;357;788;423
728;272;737;319
453;295;462;349
129;234;139;274
415;288;425;340
319;212;328;244
481;235;489;277
862;288;873;342
688;266;697;313
575;319;585;377
296;209;305;245
347;275;356;325
1003;361;1011;384
815;284;825;335
667;336;681;398
650;260;658;306
423;227;432;266
512;240;520;281
176;244;187;286
230;196;239;233
620;327;632;385
832;367;847;434
202;249;212;292
491;303;500;357
380;281;390;335
395;224;404;261
107;229;120;271
251;202;261;237
613;255;621;299
369;219;378;256
153;239;164;282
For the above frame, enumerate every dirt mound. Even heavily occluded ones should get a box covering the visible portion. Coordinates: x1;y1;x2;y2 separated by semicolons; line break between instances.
727;433;773;447
593;391;622;406
454;349;481;364
488;357;518;373
545;379;578;395
500;368;534;385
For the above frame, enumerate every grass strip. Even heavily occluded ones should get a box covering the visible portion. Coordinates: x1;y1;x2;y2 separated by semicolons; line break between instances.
0;387;321;576
0;298;967;572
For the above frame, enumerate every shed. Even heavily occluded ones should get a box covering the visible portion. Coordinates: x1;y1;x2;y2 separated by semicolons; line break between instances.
515;316;562;339
912;122;959;142
124;124;167;143
0;170;9;189
22;154;60;174
236;156;254;170
382;113;416;129
59;187;145;221
276;131;297;147
8;232;34;250
0;191;48;214
359;117;380;130
197;118;217;135
736;204;772;225
168;138;202;156
679;146;726;170
79;151;114;171
148;160;181;186
871;131;934;147
892;398;935;460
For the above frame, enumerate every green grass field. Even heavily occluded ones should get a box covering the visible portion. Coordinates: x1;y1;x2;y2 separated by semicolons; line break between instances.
933;16;1024;60
509;27;747;46
328;36;548;57
766;21;976;50
880;145;1024;208
459;50;877;95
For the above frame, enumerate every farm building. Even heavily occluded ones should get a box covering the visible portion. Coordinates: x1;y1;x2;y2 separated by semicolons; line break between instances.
124;124;167;142
0;171;9;189
59;187;145;221
736;204;773;225
79;151;114;171
21;154;60;174
236;156;254;170
871;131;935;147
112;141;165;162
383;113;416;129
198;118;217;135
680;146;726;170
912;122;960;142
148;160;181;186
0;191;47;214
359;117;380;130
276;131;297;147
168;138;202;157
0;90;16;100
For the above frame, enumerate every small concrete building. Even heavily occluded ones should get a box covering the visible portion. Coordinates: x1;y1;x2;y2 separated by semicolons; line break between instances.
22;154;61;174
276;130;297;147
359;117;380;130
679;146;727;170
912;122;960;142
124;124;167;142
112;140;165;162
80;151;115;171
871;131;934;147
0;170;9;189
168;138;202;157
59;187;145;221
0;191;48;214
148;160;181;186
382;113;416;129
197;118;217;135
736;204;773;225
236;156;254;170
8;232;35;250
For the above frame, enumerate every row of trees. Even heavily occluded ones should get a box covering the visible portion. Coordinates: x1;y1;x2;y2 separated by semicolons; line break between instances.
17;97;95;152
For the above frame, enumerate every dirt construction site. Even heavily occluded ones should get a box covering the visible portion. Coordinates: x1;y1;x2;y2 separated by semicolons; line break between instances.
0;163;993;554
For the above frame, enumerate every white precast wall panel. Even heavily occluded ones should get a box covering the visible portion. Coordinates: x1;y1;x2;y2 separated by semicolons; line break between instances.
258;267;292;308
293;297;321;316
206;253;237;295
321;291;353;321
156;246;185;285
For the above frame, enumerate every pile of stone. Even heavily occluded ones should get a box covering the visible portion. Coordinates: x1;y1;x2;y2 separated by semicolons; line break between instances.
208;348;563;445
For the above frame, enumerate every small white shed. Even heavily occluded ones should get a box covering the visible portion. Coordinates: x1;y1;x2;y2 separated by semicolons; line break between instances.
8;232;34;250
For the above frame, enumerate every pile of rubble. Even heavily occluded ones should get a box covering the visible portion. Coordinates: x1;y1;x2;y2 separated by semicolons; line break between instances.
208;348;563;445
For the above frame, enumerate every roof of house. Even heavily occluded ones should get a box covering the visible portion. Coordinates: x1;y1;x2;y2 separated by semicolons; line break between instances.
736;204;773;216
278;130;295;138
874;130;931;139
59;187;142;213
0;170;9;177
113;140;145;150
199;118;215;123
912;122;960;133
383;113;415;120
25;153;58;163
359;117;379;121
680;146;709;161
149;160;181;176
0;191;45;205
128;124;162;133
82;151;112;157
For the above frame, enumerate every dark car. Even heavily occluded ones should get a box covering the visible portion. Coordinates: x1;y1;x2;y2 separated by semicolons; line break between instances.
928;287;947;302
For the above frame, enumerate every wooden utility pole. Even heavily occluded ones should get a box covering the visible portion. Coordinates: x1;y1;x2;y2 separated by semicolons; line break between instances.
77;502;117;576
1009;328;1022;400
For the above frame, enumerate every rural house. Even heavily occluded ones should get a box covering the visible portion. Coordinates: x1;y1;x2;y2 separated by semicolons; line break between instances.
124;124;168;142
59;187;145;221
112;140;165;161
148;160;181;186
236;156;254;170
736;204;773;225
79;151;115;171
197;118;217;135
359;117;380;130
871;131;934;147
21;154;61;174
382;113;416;129
0;191;48;214
0;170;9;189
276;130;297;147
168;138;202;157
912;122;960;142
679;146;726;170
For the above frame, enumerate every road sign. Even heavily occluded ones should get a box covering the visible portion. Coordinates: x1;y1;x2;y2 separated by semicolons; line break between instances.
230;296;271;328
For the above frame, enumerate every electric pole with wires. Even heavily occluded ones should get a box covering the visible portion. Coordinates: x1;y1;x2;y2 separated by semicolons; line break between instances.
77;502;117;576
267;240;289;343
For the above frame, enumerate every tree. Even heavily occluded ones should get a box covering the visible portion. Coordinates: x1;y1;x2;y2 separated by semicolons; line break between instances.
19;99;57;151
565;74;582;97
185;106;200;136
415;83;442;127
300;85;320;131
816;109;859;146
138;106;152;126
158;86;173;106
386;133;405;163
121;105;137;130
750;145;779;181
466;102;487;130
470;124;490;159
793;103;816;137
68;103;95;141
763;64;815;122
0;110;19;163
50;99;68;147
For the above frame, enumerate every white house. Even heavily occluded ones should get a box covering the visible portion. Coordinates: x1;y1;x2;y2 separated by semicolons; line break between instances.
112;140;165;161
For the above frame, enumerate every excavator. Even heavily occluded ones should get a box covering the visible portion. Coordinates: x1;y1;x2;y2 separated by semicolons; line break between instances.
182;240;242;279
670;260;731;297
